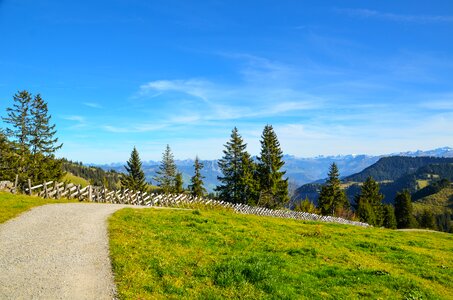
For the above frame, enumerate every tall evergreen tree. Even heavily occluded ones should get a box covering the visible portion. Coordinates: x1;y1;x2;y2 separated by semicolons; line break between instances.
121;147;148;192
188;156;206;197
318;163;349;216
2;90;32;153
355;176;385;226
30;94;62;155
418;209;437;230
256;125;288;209
216;127;258;204
2;91;64;184
154;144;178;193
394;190;418;229
382;204;397;229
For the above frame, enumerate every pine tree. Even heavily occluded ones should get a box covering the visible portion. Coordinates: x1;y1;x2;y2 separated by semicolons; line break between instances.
2;90;32;153
121;147;148;192
418;209;437;230
154;144;178;194
30;94;62;155
0;131;17;181
394;190;418;229
188;156;206;197
216;127;258;204
256;125;288;209
2;91;64;184
382;204;397;229
355;176;384;226
318;163;349;216
175;172;184;194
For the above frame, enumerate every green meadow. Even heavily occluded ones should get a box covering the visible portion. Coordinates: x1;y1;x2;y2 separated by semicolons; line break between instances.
108;208;453;299
0;192;73;224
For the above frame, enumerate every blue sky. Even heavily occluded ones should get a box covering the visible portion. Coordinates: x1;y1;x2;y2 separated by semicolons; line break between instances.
1;0;452;163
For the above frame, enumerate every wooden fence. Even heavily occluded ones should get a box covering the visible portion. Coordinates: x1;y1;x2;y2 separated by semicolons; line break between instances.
19;179;369;227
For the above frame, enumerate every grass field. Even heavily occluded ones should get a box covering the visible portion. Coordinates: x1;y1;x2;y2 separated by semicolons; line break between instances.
0;192;73;224
62;172;90;187
109;208;453;299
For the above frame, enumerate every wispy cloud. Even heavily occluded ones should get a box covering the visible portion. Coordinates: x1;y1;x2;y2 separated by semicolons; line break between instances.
61;115;87;129
337;8;453;23
102;123;167;133
83;102;102;109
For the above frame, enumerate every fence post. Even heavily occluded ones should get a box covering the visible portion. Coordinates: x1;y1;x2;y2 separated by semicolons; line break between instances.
28;179;32;196
13;174;18;194
43;181;49;198
88;185;92;202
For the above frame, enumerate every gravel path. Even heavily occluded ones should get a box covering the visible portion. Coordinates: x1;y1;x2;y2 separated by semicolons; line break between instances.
0;203;134;299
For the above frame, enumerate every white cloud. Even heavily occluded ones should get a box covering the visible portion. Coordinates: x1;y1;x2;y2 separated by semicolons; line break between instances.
83;102;102;109
337;8;453;23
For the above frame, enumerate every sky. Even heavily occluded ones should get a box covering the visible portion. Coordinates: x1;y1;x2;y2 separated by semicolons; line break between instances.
0;0;452;163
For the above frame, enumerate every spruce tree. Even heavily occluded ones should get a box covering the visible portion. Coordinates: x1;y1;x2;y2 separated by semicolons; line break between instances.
418;209;437;230
188;156;207;197
175;172;184;194
382;204;397;229
121;147;148;192
2;90;32;153
216;127;258;204
355;176;384;226
2;91;64;184
30;94;62;155
318;163;349;216
256;125;288;208
154;144;178;193
394;190;418;229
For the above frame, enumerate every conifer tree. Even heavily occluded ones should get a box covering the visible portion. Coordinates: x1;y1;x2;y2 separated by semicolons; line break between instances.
30;94;62;155
355;176;384;226
188;156;206;197
2;90;32;153
216;127;258;204
394;190;418;229
121;147;148;192
154;144;178;194
382;204;397;229
418;209;437;230
175;172;184;194
256;125;288;208
318;163;349;216
2;91;64;184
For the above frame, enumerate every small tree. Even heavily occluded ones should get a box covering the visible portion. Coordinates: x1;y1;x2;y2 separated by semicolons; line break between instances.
256;125;288;208
394;190;418;229
318;163;349;216
382;204;397;229
294;197;318;214
418;209;437;230
188;156;206;197
154;144;178;194
355;177;385;226
175;172;184;194
121;147;148;192
216;127;258;204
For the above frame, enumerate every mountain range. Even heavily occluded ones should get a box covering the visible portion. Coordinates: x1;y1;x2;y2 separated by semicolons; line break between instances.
96;147;453;193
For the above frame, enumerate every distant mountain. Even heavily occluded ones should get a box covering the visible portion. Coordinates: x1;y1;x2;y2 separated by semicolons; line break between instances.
344;156;453;183
294;156;453;206
95;147;453;193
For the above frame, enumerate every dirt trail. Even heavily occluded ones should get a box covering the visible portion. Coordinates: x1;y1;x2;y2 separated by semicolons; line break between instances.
0;203;132;299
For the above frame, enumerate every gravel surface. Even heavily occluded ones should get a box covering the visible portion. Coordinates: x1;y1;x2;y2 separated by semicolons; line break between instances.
0;203;133;299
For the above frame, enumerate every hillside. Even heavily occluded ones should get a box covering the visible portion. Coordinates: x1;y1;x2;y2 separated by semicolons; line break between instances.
109;208;453;299
295;158;453;203
344;156;453;183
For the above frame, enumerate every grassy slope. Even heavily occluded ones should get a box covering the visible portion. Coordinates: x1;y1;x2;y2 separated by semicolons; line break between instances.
109;208;453;299
414;187;453;215
62;172;90;187
0;192;72;224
